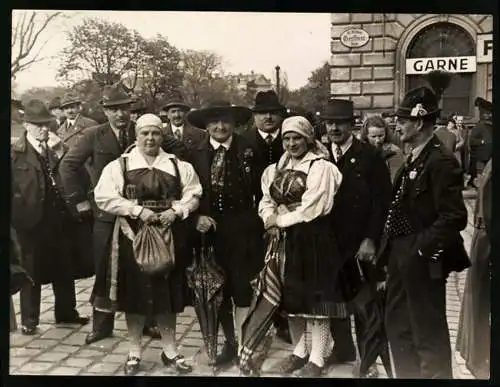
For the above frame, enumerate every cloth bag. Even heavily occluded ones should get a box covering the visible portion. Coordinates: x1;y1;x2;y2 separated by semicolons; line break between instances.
133;223;175;275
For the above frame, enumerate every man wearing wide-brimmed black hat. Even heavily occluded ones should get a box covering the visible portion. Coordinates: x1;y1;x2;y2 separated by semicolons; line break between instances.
60;83;188;345
12;99;89;336
57;93;98;148
161;91;206;151
187;100;264;369
378;72;470;378
466;97;492;188
319;99;392;376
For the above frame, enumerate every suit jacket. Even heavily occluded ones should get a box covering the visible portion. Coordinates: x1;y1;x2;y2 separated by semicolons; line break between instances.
11;133;69;230
328;137;392;257
434;126;457;154
240;126;283;202
164;122;207;152
57;114;98;149
380;134;470;277
469;121;492;162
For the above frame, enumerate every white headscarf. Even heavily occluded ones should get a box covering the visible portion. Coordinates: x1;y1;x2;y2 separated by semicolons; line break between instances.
281;116;330;159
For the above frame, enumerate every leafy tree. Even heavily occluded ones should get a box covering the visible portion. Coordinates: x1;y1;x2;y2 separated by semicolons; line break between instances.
288;61;330;113
57;18;145;86
20;86;68;106
11;11;63;79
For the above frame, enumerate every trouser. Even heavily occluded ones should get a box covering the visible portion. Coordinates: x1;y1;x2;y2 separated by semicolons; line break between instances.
384;236;452;379
468;155;478;181
330;316;357;358
20;278;77;327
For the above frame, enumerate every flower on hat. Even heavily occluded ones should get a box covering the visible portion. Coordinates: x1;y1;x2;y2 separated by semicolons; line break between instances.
410;103;428;117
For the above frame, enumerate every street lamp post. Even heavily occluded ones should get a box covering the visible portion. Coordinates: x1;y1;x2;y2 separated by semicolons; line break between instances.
275;65;281;99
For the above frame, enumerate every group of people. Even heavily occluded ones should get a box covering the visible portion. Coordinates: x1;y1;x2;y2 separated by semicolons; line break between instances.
11;71;491;379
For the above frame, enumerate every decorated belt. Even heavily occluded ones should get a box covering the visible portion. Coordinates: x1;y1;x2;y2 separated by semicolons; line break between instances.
140;199;173;211
474;217;486;229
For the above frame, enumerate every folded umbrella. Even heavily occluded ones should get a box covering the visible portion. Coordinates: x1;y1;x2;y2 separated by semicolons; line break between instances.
239;233;284;372
186;235;225;364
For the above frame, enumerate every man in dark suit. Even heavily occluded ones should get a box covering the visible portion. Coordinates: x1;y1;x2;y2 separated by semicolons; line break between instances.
320;100;392;375
379;82;470;378
59;83;188;345
57;93;98;146
186;101;264;370
467;97;493;188
12;100;89;335
161;91;207;153
48;96;66;132
240;90;291;344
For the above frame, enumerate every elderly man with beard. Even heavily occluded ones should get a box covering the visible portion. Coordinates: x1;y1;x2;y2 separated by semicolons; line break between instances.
59;83;189;345
241;90;291;344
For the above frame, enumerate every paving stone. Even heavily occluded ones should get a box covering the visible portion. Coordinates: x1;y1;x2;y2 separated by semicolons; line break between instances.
86;337;121;351
9;356;32;367
74;349;106;358
35;352;70;363
25;339;59;350
102;354;127;363
10;347;43;358
53;345;80;354
18;361;54;373
63;357;94;368
48;367;82;376
40;328;74;340
85;361;122;374
180;337;205;348
62;332;89;346
10;333;36;347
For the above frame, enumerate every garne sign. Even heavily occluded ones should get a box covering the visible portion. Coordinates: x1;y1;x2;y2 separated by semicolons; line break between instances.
406;56;477;75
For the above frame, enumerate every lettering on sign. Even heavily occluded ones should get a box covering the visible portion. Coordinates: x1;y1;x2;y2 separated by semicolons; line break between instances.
406;56;477;75
340;28;370;48
477;34;493;63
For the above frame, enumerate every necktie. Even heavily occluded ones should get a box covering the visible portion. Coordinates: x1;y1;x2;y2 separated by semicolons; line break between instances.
265;134;273;145
335;145;343;160
174;129;182;141
119;127;128;152
38;140;58;186
211;146;226;193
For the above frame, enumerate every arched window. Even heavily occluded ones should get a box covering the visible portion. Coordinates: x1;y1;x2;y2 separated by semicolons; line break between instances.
406;22;475;117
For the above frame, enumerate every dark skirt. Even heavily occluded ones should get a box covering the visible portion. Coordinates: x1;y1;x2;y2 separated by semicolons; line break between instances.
456;228;490;379
281;216;349;319
91;218;193;315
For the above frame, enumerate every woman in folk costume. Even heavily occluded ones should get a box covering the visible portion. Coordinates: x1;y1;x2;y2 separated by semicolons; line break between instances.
93;114;202;375
258;116;344;377
456;158;491;379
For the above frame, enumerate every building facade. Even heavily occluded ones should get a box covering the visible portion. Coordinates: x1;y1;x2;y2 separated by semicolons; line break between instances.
329;14;493;119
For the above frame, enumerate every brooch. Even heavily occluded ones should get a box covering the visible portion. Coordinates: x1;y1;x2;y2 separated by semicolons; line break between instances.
409;170;417;180
321;135;328;144
350;158;356;164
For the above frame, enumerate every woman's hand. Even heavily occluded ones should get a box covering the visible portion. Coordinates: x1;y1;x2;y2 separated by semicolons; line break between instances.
265;226;280;239
196;215;217;233
139;208;158;224
159;209;176;227
264;214;278;230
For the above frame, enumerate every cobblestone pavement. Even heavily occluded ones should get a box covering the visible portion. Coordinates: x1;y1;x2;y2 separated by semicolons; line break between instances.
9;195;479;378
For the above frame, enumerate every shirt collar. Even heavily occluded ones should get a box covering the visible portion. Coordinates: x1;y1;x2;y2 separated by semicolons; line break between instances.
26;131;61;153
210;136;233;150
332;134;354;158
411;135;434;161
257;128;280;141
171;123;184;132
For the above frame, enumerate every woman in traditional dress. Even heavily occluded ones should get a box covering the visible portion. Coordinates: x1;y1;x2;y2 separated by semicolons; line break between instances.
258;116;344;377
360;115;405;183
456;159;491;379
93;114;202;375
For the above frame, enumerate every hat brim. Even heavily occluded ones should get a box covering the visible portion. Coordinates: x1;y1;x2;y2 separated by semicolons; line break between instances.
24;115;55;124
187;106;252;129
319;114;359;121
101;98;133;107
252;105;287;114
162;102;191;111
60;100;82;109
395;107;440;119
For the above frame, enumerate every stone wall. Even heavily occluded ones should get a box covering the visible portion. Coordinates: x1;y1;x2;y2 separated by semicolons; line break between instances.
330;13;494;116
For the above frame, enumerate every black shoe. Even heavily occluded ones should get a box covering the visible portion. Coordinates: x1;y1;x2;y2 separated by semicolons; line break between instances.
143;325;161;339
124;355;141;375
360;364;380;378
20;325;37;336
276;354;309;374
214;342;238;367
276;327;292;344
160;352;193;374
240;359;261;377
56;315;90;325
325;350;356;366
296;361;324;377
85;330;112;345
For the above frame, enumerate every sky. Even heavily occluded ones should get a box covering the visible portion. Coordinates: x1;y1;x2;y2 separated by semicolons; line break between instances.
12;10;331;95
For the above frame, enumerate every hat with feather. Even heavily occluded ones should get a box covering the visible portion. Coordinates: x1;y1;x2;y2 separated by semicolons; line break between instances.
474;97;492;112
395;70;452;120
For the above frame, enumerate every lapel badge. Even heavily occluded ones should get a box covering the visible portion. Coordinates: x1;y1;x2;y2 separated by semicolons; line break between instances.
350;158;356;164
321;135;328;144
409;170;417;180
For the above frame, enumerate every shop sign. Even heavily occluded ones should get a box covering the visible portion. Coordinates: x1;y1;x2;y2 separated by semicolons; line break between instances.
340;28;370;48
406;56;477;74
477;34;493;63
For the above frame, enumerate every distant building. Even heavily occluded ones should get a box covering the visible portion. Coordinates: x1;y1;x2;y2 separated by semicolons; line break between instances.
330;13;493;119
227;70;273;98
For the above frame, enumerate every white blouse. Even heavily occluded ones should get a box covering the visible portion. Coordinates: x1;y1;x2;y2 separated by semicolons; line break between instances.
94;147;202;220
258;151;343;229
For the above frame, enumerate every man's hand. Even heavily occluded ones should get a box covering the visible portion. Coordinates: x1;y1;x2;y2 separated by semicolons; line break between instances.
196;215;217;233
158;209;176;228
355;238;376;262
264;214;278;230
265;226;280;239
139;208;158;225
76;200;92;213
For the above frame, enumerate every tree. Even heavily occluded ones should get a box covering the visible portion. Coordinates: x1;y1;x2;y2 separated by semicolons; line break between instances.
287;61;330;113
125;34;184;110
20;86;68;106
11;11;63;79
180;50;228;107
57;18;145;86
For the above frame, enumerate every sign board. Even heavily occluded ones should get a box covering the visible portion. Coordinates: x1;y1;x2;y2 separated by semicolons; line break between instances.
340;28;370;48
406;56;477;75
477;34;493;63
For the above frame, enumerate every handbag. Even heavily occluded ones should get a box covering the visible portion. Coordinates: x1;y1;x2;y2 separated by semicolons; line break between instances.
132;223;175;275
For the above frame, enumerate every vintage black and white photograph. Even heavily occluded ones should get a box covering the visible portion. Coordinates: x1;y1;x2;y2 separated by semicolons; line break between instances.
10;10;493;379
